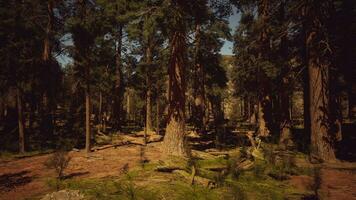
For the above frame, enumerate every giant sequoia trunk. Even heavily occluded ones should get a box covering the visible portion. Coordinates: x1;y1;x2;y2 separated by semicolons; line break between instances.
163;30;189;157
16;87;25;154
306;0;340;162
192;24;205;131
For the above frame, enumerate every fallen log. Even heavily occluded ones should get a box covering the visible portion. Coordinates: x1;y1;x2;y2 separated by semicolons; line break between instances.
91;142;129;151
147;134;163;143
155;165;185;172
191;150;217;160
173;170;215;188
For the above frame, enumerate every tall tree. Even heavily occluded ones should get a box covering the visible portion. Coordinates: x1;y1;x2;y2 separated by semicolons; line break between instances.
305;0;341;162
162;0;191;157
68;0;99;153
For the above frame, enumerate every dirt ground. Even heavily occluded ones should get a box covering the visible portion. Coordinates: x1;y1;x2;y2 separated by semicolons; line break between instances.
1;142;356;200
0;143;163;200
318;163;356;200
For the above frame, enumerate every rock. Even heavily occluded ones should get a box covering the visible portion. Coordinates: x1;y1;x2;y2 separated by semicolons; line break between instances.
41;190;85;200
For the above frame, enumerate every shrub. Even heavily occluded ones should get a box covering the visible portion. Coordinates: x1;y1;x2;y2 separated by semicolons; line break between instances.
45;149;71;180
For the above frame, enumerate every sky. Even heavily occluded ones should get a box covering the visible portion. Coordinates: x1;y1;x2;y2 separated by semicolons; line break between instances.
220;9;240;55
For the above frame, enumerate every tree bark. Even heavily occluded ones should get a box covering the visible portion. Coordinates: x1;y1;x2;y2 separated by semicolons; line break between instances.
156;100;160;134
40;0;55;139
98;91;103;131
126;88;131;121
192;24;205;131
113;25;123;131
145;46;153;132
85;69;91;154
279;78;293;149
16;87;25;154
306;0;338;162
256;0;271;137
163;30;189;157
278;2;293;149
257;98;270;137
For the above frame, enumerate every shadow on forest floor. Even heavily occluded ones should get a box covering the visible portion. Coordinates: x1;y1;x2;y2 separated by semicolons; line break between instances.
62;171;90;180
0;170;33;192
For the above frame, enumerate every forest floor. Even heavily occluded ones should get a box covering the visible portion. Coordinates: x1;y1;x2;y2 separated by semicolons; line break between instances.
0;138;356;200
0;143;162;200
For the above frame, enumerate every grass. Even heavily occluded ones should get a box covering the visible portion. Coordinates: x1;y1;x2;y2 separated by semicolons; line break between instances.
42;147;316;200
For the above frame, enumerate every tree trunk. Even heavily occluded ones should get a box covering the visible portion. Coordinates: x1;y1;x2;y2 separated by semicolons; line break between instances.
192;24;205;131
113;25;123;131
278;1;293;149
279;79;293;149
145;46;153;132
255;0;271;137
163;30;189;157
156;100;160;134
98;91;103;131
247;97;251;122
126;88;131;121
85;71;91;154
211;96;224;148
40;0;55;140
306;0;338;162
16;87;25;154
257;98;270;137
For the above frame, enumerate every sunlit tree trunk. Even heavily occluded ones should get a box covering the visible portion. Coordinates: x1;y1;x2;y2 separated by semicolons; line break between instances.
257;98;270;137
145;46;153;132
126;89;131;121
256;0;271;137
163;30;189;157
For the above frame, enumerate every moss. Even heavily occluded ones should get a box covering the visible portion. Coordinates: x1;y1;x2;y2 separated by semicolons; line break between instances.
195;157;227;169
47;177;159;200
